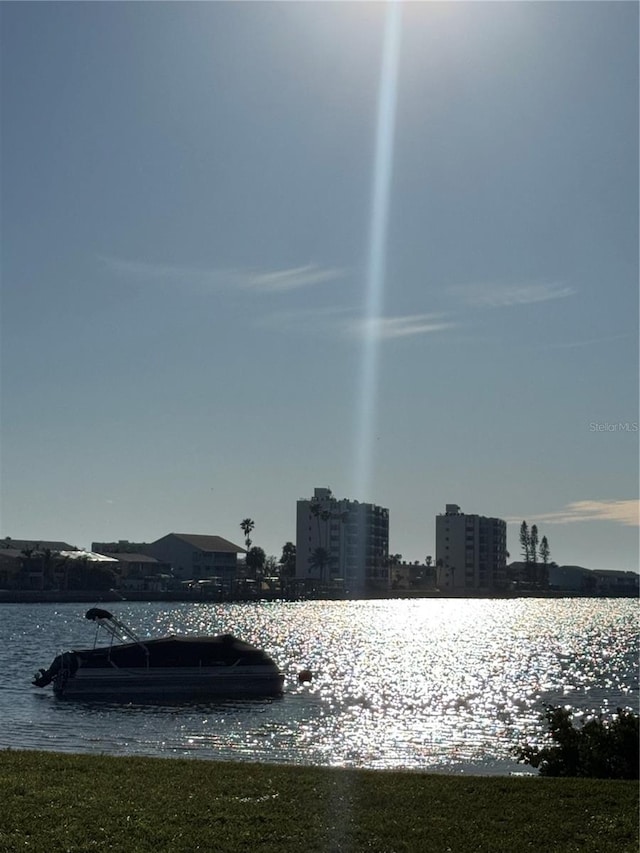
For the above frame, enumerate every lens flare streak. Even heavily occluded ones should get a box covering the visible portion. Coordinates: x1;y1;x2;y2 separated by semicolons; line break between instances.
354;1;403;499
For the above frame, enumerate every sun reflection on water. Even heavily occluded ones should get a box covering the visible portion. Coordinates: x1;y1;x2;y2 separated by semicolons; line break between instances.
139;597;638;770
3;598;637;773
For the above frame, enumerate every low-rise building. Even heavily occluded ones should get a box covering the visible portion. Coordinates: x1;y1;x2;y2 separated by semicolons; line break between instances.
0;538;78;589
591;569;639;596
0;539;121;590
96;551;172;591
545;564;639;596
389;560;437;592
144;533;245;585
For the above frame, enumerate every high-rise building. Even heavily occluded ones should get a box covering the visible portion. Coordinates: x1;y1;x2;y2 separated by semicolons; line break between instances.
296;487;390;593
435;503;507;592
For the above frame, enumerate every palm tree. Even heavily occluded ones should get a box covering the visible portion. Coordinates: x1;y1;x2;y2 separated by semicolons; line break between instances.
279;542;297;579
309;500;322;544
424;556;435;588
59;554;70;591
20;547;35;589
310;501;345;545
309;547;332;585
42;548;55;591
386;553;402;588
240;518;255;552
245;546;266;581
309;497;348;583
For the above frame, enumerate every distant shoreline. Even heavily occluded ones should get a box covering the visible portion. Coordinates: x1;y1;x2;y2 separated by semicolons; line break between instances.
0;589;636;604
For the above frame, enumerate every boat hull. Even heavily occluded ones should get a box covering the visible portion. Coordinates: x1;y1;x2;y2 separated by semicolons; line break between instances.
53;665;284;701
34;619;285;702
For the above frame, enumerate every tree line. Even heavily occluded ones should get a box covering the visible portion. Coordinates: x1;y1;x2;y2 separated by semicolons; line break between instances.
239;518;297;582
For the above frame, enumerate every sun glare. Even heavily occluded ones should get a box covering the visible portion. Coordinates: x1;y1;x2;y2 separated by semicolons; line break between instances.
353;1;403;501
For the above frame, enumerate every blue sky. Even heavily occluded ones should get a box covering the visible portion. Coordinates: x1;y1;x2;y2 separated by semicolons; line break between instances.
1;1;638;571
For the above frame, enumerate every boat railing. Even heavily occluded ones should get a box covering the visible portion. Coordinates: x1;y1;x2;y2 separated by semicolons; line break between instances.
85;608;150;666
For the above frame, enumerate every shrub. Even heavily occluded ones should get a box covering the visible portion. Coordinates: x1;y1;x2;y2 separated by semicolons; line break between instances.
517;705;639;778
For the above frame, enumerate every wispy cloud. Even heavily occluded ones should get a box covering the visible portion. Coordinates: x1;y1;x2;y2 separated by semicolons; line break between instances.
508;499;639;527
240;265;344;293
257;310;455;341
101;256;344;294
346;313;456;341
452;281;576;308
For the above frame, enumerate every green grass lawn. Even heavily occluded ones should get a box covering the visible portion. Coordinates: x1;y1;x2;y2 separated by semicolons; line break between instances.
1;750;637;852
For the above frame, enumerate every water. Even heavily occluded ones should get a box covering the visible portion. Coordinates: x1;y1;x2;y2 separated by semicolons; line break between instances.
1;598;637;774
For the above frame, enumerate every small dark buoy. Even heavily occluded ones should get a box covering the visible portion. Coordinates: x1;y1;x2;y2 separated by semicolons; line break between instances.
298;669;313;683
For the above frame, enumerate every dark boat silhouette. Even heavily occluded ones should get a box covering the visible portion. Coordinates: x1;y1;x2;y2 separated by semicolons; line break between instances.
33;608;284;701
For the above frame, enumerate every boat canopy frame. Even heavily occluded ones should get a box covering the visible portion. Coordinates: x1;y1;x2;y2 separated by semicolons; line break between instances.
85;608;150;665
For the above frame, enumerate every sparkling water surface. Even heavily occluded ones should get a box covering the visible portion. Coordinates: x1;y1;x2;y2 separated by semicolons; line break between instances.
1;599;637;774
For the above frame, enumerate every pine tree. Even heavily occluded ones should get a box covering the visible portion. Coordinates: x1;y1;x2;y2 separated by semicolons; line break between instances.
519;521;529;560
519;521;530;573
530;524;539;587
540;535;550;565
539;535;551;589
